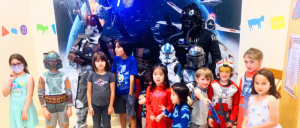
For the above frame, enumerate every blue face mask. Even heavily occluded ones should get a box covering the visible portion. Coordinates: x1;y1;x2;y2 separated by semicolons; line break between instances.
11;64;24;73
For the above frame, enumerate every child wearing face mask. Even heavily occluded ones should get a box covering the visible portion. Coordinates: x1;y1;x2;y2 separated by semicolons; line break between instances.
2;53;39;128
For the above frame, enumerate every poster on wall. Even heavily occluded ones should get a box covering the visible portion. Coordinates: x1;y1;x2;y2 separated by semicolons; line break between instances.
284;34;300;99
52;0;242;93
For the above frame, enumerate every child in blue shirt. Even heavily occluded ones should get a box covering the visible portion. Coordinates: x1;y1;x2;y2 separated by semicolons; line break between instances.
159;83;191;128
111;38;138;128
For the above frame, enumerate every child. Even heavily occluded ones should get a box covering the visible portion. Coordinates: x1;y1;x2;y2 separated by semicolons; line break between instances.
190;68;213;128
111;38;138;128
160;83;191;128
38;51;72;127
87;52;115;128
2;53;39;128
207;58;240;128
138;70;152;128
237;48;263;128
145;64;174;128
242;69;281;128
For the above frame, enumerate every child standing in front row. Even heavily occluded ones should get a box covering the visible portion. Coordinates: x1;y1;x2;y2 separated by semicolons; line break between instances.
145;64;174;128
111;38;138;128
2;54;39;128
190;68;212;128
242;69;281;128
237;48;264;128
87;52;115;128
159;83;191;128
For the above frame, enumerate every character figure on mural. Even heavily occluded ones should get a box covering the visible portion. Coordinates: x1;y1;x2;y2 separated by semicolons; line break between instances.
38;51;73;128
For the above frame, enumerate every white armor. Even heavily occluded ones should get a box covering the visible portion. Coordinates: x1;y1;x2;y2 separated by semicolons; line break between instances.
165;61;181;85
211;82;238;109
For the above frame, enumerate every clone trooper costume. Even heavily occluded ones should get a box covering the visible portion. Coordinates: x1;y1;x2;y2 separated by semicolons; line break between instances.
67;15;115;128
207;58;240;128
159;43;182;85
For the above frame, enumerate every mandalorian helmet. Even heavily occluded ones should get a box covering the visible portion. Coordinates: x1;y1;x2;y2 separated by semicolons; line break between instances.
181;3;204;31
159;43;176;64
44;52;63;71
85;15;103;44
186;46;205;69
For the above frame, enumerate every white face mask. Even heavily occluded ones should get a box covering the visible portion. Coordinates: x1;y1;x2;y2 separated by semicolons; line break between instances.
11;64;24;73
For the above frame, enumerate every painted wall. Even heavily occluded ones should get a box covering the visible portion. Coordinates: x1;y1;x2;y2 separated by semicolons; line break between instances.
0;0;38;127
279;0;300;128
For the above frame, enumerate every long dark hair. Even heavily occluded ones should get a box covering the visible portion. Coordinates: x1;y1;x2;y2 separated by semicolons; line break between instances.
251;69;281;99
9;53;30;74
172;83;191;111
150;64;170;92
92;51;111;72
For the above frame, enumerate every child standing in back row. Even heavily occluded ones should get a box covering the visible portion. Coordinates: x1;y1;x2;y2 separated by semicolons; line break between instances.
237;48;264;128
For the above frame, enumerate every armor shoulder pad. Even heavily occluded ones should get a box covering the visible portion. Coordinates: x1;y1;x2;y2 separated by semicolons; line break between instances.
100;34;114;43
174;63;182;76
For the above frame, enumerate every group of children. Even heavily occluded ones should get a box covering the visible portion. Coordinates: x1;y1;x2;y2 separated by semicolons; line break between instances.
3;39;282;128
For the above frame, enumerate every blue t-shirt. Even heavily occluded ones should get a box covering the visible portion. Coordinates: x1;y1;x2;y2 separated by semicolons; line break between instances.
111;56;138;95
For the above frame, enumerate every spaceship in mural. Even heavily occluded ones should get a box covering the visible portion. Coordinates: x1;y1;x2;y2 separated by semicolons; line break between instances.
157;2;240;34
200;0;223;7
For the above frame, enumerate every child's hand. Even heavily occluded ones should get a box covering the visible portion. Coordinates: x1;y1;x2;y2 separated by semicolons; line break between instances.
66;107;72;117
203;98;212;107
159;104;166;111
150;116;156;121
139;95;145;100
208;118;214;127
43;108;51;120
155;113;164;122
226;122;233;127
108;106;114;115
9;71;16;81
21;111;28;121
89;107;94;116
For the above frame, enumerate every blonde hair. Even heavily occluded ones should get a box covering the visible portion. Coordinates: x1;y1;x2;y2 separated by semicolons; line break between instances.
195;67;213;80
243;48;263;60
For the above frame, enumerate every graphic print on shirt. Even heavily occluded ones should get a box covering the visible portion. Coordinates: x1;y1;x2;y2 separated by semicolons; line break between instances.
94;79;107;87
116;64;129;89
152;91;166;97
46;77;63;94
11;80;25;97
241;80;252;98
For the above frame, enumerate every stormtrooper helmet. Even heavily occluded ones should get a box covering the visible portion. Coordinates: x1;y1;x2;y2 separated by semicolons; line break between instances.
159;43;176;64
186;46;205;69
44;51;63;71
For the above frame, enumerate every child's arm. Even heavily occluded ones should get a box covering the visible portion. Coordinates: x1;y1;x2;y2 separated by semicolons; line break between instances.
138;94;145;105
22;75;35;121
160;105;173;120
65;78;73;117
194;88;211;107
129;75;134;96
108;81;115;115
38;77;51;120
129;58;138;96
87;77;94;115
2;73;15;97
251;96;280;128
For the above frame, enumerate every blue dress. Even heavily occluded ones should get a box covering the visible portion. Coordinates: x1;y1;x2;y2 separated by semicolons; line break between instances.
9;73;39;128
163;103;191;128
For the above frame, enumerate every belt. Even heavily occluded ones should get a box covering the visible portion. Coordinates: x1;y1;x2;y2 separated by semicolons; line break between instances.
45;94;66;104
216;110;230;116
